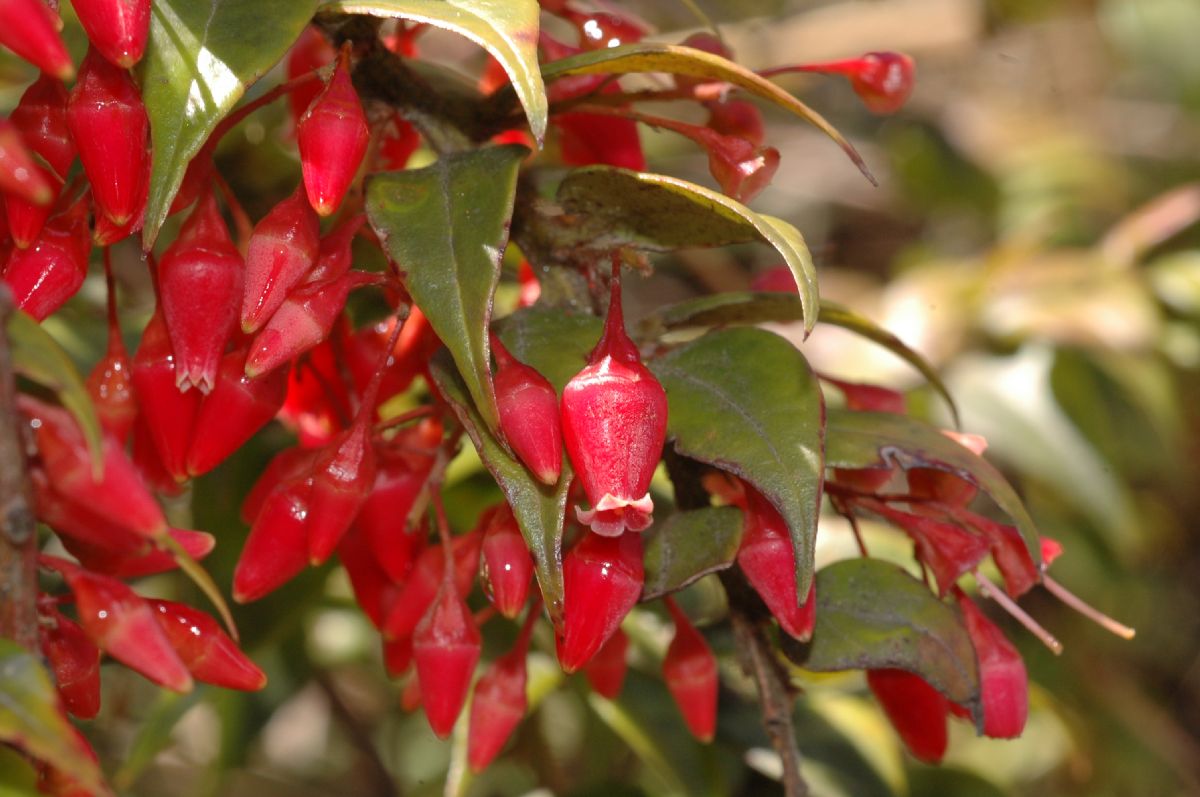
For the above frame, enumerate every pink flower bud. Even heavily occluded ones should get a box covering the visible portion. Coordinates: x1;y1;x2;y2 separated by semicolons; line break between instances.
70;0;150;68
737;488;816;641
40;609;101;719
148;599;266;691
556;531;643;673
413;580;481;738
0;0;73;79
297;58;370;217
493;333;562;485
662;598;718;742
582;626;629;698
956;594;1028;738
241;183;320;334
867;668;948;763
479;503;533;618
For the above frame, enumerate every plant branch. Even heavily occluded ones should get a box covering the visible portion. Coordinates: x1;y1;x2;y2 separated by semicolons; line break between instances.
314;670;397;797
0;288;39;650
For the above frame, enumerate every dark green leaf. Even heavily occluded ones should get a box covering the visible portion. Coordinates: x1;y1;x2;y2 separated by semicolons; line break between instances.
429;353;571;622
641;293;958;426
6;310;101;474
641;506;744;600
495;306;603;393
825;409;1041;565
650;328;824;597
806;558;982;721
0;640;108;795
325;0;547;143
541;43;873;183
141;0;319;247
367;145;526;432
557;168;819;333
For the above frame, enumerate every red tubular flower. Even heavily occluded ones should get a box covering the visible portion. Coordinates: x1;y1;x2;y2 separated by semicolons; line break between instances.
479;502;533;619
158;191;244;393
297;58;370;217
357;422;439;583
737;488;816;641
130;310;202;482
662;598;718;743
86;266;137;443
286;26;336;126
241;183;320;334
241;445;319;524
3;191;91;321
5;163;60;249
582;626;629;699
383;531;481;640
62;527;214;580
556;531;644;673
8;75;73;245
40;609;101;719
554;111;646;171
956;593;1028;738
306;414;376;564
377;112;421;170
706;99;765;148
413;578;481;738
232;477;313;603
866;501;989;595
0;119;55;206
564;8;647;50
338;524;404;630
147;600;267;691
866;668;949;763
561;258;667;535
0;0;73;79
67;48;149;226
300;212;364;286
493;332;562;485
767;52;915;115
467;606;537;772
71;0;151;68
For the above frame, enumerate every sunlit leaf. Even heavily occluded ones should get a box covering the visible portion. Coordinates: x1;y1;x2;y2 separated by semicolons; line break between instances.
367;145;526;433
805;559;982;724
141;0;319;247
557;168;819;333
650;328;824;597
323;0;547;143
642;506;743;600
430;353;570;622
0;640;108;795
495;305;603;393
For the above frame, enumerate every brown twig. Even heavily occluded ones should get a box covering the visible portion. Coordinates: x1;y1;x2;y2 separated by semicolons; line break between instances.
313;670;398;797
0;288;39;650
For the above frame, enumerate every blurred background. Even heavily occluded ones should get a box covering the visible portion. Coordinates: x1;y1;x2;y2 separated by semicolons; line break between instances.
18;0;1200;795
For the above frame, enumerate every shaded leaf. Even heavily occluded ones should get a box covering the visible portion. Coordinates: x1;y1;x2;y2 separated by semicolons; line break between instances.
650;328;824;596
7;310;101;474
430;353;571;622
824;409;1040;565
805;558;982;723
495;305;603;393
326;0;547;143
113;689;205;791
367;145;526;433
142;0;319;247
541;42;872;183
641;293;958;426
0;746;39;797
0;640;107;795
641;506;743;600
557;168;818;333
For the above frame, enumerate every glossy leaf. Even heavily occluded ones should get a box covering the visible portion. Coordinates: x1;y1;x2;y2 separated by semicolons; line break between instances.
7;309;101;474
642;293;958;425
541;42;872;183
141;0;319;247
650;328;824;596
495;306;603;393
0;640;107;795
325;0;547;143
430;353;571;622
367;145;525;432
805;559;982;723
824;409;1041;564
557;167;818;333
641;506;743;600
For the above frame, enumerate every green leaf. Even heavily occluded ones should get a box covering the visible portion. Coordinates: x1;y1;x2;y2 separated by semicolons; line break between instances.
541;42;873;183
141;0;318;247
824;409;1041;565
6;310;101;475
0;746;40;797
0;640;108;795
641;293;959;427
367;145;525;432
495;306;603;393
641;506;743;600
429;353;571;622
805;558;982;721
650;328;824;597
323;0;547;143
557;167;819;333
113;689;206;790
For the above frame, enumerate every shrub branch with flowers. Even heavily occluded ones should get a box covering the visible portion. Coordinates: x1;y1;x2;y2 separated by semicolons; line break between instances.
0;0;1134;794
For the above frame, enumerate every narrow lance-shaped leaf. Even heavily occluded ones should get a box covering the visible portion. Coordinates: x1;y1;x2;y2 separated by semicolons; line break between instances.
650;328;824;597
0;640;108;795
141;0;319;247
825;409;1041;565
429;353;571;623
367;145;526;432
7;309;102;475
556;168;819;333
804;558;983;726
641;293;958;426
641;506;743;600
323;0;547;144
540;42;873;184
